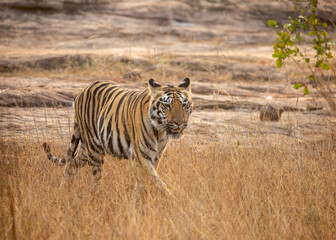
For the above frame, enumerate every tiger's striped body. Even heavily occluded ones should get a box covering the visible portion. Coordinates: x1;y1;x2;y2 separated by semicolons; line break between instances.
43;78;193;192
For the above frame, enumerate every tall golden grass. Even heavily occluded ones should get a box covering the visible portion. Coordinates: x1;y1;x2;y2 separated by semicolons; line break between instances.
1;127;335;239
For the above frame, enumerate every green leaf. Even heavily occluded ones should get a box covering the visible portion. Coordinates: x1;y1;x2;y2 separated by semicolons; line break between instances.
276;58;283;68
308;31;316;36
305;58;310;63
303;87;310;95
286;48;294;54
319;30;327;36
293;83;302;89
268;20;277;28
280;52;287;58
322;63;331;70
289;25;297;32
278;42;285;48
323;23;327;28
283;23;291;29
290;19;297;24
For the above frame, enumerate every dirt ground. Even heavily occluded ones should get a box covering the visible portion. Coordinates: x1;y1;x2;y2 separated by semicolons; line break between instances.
1;0;335;144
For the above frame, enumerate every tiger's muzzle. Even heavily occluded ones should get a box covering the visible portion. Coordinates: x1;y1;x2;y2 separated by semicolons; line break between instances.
166;122;187;139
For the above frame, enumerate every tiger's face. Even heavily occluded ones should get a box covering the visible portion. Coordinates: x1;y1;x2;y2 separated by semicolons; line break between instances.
149;78;193;139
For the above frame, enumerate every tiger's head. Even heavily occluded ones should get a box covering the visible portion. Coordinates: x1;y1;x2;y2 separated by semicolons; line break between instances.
148;78;193;139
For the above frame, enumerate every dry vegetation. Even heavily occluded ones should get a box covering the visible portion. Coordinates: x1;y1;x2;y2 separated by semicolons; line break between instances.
1;127;336;239
1;0;336;239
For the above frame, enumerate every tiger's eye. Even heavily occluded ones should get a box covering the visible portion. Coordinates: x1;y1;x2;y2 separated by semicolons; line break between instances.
163;103;170;110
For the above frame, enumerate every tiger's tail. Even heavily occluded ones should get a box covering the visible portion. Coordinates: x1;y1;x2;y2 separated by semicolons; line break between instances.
43;122;81;166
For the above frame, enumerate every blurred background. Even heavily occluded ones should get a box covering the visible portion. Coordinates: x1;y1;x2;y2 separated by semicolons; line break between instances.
1;0;336;140
1;0;336;52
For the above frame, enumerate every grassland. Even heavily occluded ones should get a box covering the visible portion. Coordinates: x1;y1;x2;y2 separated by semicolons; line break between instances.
1;122;335;239
1;38;336;240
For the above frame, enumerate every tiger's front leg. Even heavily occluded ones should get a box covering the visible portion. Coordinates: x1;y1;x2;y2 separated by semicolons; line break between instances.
135;152;170;195
144;159;169;193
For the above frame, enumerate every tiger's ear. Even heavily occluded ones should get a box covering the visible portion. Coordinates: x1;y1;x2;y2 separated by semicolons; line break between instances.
178;78;191;93
148;78;162;94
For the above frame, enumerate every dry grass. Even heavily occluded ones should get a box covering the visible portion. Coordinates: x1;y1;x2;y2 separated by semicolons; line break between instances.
2;1;336;238
1;127;335;239
1;50;335;239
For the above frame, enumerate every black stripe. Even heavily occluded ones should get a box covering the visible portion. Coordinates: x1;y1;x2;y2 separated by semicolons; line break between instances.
71;135;77;144
122;92;137;152
98;115;105;135
99;89;125;155
101;86;119;108
98;87;119;127
93;82;109;97
82;89;103;153
140;96;151;138
152;125;159;139
163;90;174;94
140;149;152;161
88;140;103;154
142;133;156;152
98;89;124;134
90;91;99;139
72;139;80;157
108;126;114;154
104;90;124;119
100;127;107;151
131;90;147;113
130;125;141;162
115;92;129;157
87;81;99;92
84;91;100;151
114;91;129;123
143;96;150;105
129;91;143;114
82;90;92;140
92;84;108;133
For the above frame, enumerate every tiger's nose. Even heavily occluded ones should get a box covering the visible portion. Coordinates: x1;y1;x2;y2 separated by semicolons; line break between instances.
174;121;183;126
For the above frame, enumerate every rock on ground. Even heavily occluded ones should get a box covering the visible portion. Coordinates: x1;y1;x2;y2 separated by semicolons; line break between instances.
260;103;284;121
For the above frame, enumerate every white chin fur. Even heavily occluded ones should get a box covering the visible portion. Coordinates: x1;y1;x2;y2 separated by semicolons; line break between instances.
169;133;183;139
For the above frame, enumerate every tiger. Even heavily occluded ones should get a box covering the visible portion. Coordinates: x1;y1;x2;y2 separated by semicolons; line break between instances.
43;78;193;193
